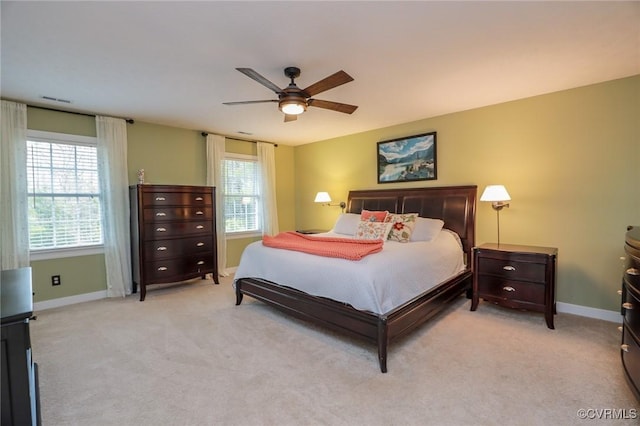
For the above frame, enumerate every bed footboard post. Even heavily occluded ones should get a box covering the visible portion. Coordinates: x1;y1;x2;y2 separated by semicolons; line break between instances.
377;317;389;373
235;281;244;305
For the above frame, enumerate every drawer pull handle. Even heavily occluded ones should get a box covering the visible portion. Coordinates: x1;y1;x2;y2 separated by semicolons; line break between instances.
196;242;205;247
196;211;204;215
197;261;205;265
157;266;168;271
618;290;623;295
503;265;516;271
157;246;167;251
156;227;166;232
622;302;634;310
156;212;166;217
502;286;516;292
627;268;640;276
195;197;204;201
155;197;166;201
621;344;629;352
196;225;204;229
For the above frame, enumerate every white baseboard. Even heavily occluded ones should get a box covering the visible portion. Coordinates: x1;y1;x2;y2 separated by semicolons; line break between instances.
32;283;622;324
556;302;621;323
34;290;107;312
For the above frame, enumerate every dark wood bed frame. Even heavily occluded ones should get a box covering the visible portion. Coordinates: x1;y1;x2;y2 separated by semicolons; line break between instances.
235;185;477;372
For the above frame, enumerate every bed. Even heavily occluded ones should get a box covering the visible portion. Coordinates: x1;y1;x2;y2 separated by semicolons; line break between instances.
234;185;477;372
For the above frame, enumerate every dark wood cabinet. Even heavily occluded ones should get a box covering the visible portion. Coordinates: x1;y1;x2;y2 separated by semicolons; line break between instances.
471;243;558;329
130;184;219;301
1;268;41;426
622;225;640;401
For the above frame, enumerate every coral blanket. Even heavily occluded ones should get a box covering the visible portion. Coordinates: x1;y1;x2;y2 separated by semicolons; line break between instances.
262;231;383;260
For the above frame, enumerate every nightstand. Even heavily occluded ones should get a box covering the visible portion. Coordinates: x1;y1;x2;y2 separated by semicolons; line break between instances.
470;243;558;329
296;229;328;234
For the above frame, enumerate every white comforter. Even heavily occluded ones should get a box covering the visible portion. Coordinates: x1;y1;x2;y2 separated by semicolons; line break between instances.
233;230;465;315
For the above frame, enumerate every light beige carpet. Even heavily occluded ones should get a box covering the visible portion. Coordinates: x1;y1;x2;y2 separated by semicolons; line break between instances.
30;276;638;426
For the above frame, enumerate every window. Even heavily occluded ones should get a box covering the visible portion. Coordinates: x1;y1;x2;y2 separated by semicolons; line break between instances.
223;154;261;237
26;130;102;257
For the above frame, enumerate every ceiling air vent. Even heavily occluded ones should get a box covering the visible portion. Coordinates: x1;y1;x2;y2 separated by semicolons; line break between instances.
40;96;72;104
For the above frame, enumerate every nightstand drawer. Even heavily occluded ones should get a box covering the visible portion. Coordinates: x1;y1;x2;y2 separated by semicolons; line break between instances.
477;257;546;283
477;276;545;305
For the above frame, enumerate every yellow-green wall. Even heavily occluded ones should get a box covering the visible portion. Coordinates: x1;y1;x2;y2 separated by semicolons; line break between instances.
25;109;296;302
20;75;639;312
295;75;640;311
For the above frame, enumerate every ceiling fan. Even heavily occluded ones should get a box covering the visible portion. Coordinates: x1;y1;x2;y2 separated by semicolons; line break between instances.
223;67;358;122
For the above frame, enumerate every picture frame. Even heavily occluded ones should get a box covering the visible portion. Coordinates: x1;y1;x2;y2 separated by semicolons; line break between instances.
377;132;437;183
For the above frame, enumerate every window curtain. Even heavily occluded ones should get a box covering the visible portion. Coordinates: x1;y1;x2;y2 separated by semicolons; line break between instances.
257;142;279;236
96;116;132;297
0;100;30;270
206;134;228;277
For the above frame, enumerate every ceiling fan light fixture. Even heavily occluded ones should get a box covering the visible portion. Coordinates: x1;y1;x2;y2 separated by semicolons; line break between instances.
279;99;306;115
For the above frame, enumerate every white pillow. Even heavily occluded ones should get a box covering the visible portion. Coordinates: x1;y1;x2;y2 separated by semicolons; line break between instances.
410;217;445;242
332;213;361;235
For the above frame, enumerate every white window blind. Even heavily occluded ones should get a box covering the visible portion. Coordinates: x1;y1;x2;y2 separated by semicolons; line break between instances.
26;132;102;250
224;155;260;234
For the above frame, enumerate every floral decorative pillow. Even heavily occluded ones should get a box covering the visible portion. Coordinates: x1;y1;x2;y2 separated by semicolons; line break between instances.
355;221;392;240
360;209;389;222
386;213;419;242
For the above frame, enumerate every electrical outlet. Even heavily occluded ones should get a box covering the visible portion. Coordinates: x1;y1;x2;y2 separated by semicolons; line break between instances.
51;275;61;286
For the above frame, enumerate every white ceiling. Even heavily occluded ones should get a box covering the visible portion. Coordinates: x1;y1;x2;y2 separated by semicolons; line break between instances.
1;1;638;146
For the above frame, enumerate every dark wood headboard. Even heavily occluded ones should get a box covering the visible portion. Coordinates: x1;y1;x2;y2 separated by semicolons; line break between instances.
347;185;477;260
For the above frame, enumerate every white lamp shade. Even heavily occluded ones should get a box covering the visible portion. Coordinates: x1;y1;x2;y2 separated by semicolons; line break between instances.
314;192;332;203
480;185;511;202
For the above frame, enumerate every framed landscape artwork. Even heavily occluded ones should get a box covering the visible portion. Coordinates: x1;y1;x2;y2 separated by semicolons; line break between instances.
377;132;437;183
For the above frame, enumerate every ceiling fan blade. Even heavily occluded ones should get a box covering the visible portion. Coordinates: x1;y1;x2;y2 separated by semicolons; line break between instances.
302;70;354;97
307;99;358;114
236;68;283;94
284;114;298;123
223;100;278;105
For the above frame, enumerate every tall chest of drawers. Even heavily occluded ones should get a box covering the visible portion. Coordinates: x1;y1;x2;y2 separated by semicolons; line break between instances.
130;184;219;301
621;225;640;401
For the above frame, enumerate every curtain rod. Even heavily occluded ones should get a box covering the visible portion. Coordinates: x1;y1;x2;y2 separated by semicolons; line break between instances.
24;103;279;146
200;132;278;147
26;103;134;124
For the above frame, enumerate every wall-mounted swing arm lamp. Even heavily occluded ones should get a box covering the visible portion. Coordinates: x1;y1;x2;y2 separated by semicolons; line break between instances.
314;192;346;212
480;185;511;246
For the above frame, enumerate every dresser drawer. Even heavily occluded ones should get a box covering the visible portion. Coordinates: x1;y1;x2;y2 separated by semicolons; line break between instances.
624;244;640;292
143;236;214;260
142;191;212;207
143;207;214;222
477;276;545;305
144;255;215;281
477;257;547;283
622;326;640;396
623;284;640;334
143;220;213;238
